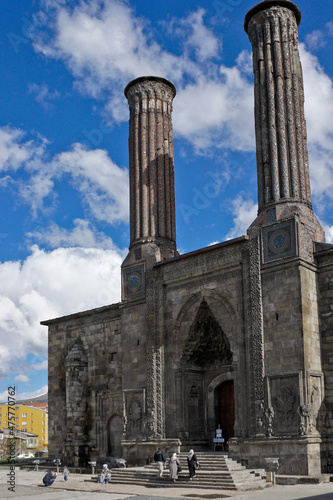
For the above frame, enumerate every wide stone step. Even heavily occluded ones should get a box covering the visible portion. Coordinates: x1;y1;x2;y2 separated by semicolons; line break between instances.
91;453;267;491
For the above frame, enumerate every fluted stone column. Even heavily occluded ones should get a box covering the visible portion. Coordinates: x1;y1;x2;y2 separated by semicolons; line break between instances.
125;76;177;250
122;76;178;300
245;0;311;210
245;0;324;250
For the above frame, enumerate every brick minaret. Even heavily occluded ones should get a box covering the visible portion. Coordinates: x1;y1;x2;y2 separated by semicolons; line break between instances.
122;76;178;300
245;0;324;253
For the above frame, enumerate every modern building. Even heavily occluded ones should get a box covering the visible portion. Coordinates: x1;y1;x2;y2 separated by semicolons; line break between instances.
0;403;48;451
42;0;333;475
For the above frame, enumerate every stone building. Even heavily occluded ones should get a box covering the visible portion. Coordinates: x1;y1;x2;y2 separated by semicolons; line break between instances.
42;0;333;475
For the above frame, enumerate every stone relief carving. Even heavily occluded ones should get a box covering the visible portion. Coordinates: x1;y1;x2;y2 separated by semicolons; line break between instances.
127;400;143;439
265;406;275;437
275;385;297;427
181;298;233;367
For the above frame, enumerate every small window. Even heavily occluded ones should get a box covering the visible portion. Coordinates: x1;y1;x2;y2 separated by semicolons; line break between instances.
15;406;19;410
42;437;45;441
22;421;27;426
22;413;27;418
109;352;117;362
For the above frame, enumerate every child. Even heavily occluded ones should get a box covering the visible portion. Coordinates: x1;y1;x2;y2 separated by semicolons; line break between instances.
63;466;70;482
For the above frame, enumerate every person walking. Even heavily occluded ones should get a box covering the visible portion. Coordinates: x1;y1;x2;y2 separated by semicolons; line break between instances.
169;452;180;482
187;449;198;481
154;447;166;478
63;466;70;482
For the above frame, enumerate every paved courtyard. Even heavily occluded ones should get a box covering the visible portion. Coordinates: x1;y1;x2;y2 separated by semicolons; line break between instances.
0;467;332;500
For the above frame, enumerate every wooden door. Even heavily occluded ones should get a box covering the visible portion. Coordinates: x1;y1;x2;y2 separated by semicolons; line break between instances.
219;380;235;444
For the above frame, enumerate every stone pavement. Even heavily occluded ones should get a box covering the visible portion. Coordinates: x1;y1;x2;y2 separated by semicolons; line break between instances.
0;467;332;500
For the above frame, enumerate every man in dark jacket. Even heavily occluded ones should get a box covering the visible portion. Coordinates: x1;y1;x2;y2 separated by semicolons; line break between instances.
42;470;57;486
154;448;166;478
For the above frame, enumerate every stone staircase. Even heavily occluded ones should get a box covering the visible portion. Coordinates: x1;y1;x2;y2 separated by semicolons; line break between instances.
106;452;267;491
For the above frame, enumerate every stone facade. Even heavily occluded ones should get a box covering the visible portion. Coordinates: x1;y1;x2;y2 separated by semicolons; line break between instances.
43;0;333;475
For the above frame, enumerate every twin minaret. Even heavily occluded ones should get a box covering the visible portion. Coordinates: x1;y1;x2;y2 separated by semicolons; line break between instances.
122;0;324;300
122;77;178;299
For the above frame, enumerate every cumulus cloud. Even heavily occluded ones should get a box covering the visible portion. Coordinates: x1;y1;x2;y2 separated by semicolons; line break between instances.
28;218;119;249
301;45;333;216
0;126;129;223
33;0;186;100
173;68;254;153
54;144;129;223
30;0;254;154
0;127;35;171
226;195;258;240
0;245;124;380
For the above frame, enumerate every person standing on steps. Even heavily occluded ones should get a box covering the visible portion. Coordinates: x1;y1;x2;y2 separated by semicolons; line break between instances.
187;449;198;481
169;453;180;482
154;447;166;479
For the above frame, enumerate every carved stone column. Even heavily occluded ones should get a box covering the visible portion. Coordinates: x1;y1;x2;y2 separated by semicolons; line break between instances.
245;0;310;209
122;76;178;300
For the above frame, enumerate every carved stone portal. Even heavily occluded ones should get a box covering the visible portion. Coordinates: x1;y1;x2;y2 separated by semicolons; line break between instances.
181;298;233;367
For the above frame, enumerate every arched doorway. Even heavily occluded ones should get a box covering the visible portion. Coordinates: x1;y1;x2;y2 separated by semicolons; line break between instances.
107;415;123;456
216;380;235;446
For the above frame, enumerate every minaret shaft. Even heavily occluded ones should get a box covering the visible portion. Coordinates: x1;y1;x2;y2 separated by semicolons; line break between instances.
125;77;177;248
246;2;311;211
122;76;178;301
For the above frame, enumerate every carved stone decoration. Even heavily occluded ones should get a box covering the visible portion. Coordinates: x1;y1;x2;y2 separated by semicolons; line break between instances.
185;376;205;440
127;400;143;438
245;2;312;208
265;406;275;437
274;385;297;427
247;237;265;435
181;298;233;367
268;375;300;435
64;337;89;466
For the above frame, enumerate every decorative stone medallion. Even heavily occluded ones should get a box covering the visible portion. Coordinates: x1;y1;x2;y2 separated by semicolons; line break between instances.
123;264;144;298
262;219;297;262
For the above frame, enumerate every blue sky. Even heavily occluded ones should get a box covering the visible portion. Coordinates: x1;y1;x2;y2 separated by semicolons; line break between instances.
0;0;333;401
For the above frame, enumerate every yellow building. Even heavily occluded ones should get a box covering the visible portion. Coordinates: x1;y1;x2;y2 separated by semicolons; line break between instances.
0;404;48;451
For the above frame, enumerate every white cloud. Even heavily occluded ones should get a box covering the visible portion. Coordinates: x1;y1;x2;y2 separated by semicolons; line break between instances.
54;144;129;224
0;127;34;171
28;82;60;110
173;68;254;153
15;374;30;383
33;0;186;99
177;9;220;62
32;360;48;371
226;195;258;240
28;218;120;250
305;30;327;51
301;45;333;217
0;126;129;223
0;245;123;380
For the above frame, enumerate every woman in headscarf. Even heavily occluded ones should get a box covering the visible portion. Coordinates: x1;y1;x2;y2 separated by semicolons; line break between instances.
169;452;180;482
187;449;198;480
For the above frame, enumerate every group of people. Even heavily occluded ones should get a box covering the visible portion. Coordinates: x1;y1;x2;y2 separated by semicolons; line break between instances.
42;466;69;486
154;448;199;482
99;463;111;483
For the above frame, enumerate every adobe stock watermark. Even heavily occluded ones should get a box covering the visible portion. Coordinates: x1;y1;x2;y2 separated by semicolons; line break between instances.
213;0;245;23
82;119;113;149
179;159;241;224
6;11;49;54
7;386;16;493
